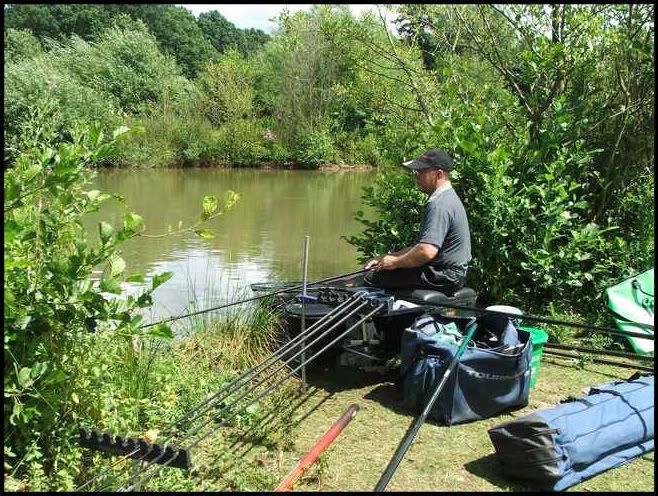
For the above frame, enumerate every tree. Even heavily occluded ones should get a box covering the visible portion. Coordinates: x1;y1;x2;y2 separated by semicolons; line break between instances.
4;4;220;78
197;10;241;54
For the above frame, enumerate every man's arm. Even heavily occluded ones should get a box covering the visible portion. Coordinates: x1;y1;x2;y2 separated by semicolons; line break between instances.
364;246;413;270
365;243;438;271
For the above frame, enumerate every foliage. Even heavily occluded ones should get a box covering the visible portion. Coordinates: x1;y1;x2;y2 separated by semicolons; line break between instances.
3;4;112;41
293;127;338;168
4;27;43;63
4;119;162;486
3;56;122;164
197;10;270;57
347;4;654;322
116;4;218;79
198;49;255;126
214;119;268;166
52;22;192;116
4;4;269;79
4;112;239;487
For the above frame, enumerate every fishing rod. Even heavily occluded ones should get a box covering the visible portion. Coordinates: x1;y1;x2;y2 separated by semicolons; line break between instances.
542;349;654;372
77;292;367;491
427;304;654;340
543;342;654;362
172;299;371;438
141;268;368;329
374;318;479;492
120;304;386;492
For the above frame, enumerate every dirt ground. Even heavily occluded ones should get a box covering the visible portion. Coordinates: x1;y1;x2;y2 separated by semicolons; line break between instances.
263;354;655;492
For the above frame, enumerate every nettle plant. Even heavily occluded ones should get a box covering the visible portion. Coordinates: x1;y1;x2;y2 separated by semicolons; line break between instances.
4;110;239;484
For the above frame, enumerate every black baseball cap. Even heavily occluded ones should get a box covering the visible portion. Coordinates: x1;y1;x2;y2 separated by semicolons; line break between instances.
403;148;454;172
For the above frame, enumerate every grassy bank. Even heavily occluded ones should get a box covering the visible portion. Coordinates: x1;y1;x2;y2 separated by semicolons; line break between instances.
6;305;652;492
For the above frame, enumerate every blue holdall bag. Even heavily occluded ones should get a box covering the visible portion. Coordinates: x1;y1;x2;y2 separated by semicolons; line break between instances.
400;312;533;425
487;373;654;491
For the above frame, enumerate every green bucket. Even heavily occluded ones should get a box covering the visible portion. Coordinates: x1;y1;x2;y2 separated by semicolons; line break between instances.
519;326;549;389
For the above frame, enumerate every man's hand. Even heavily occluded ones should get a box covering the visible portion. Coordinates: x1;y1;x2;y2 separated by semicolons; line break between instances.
364;257;381;271
377;254;398;270
364;254;398;272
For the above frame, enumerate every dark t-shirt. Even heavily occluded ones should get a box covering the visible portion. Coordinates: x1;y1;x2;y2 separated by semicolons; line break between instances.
415;185;471;284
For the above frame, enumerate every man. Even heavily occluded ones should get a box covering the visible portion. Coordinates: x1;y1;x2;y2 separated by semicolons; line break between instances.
363;148;471;295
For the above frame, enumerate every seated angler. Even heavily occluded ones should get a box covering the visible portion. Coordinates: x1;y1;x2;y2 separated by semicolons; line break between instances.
363;148;471;295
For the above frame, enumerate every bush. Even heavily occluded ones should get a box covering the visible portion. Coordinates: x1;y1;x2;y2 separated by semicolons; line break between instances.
198;49;255;126
339;132;382;166
4;55;121;160
4;28;43;63
4;117;177;489
115;89;221;168
293;128;337;168
214;119;267;166
347;81;649;323
52;22;192;115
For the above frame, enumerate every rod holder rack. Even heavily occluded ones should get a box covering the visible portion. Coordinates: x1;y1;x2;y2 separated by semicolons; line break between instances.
307;287;394;315
78;427;192;470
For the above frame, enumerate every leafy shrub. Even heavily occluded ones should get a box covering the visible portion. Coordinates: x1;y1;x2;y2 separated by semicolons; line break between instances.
293;128;337;168
4;118;177;489
4;28;43;63
4;55;121;159
347;80;649;323
198;49;255;126
52;22;192;115
214;119;267;166
340;132;382;166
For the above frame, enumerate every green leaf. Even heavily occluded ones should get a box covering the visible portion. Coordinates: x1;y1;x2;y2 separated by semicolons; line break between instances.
85;190;107;202
202;195;218;219
100;278;123;294
123;212;144;232
4;220;20;244
194;228;215;240
112;126;131;139
223;190;240;210
109;255;126;278
136;292;153;308
459;139;476;154
126;273;145;283
130;315;143;330
99;221;113;244
152;271;174;290
17;367;32;388
148;323;174;340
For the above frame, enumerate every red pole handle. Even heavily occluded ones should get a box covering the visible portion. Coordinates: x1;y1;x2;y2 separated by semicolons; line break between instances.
275;403;360;492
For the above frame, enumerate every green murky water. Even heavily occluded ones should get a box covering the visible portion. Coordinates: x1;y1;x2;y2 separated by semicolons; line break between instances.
85;168;375;326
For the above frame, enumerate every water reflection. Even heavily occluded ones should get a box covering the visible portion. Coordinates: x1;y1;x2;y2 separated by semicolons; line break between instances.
84;168;375;325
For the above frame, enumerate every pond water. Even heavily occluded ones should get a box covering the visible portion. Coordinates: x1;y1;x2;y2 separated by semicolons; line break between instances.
85;168;376;328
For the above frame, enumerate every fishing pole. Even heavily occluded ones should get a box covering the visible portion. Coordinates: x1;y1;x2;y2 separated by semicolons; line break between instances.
427;304;654;340
172;298;371;437
171;294;366;434
77;293;366;491
120;304;386;492
542;349;654;372
141;268;367;329
543;342;654;362
374;317;479;492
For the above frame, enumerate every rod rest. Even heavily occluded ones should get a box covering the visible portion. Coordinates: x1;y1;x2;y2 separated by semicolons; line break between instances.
294;287;393;315
78;427;192;470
